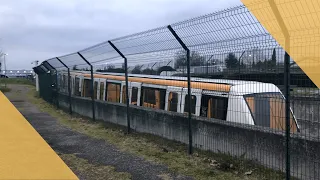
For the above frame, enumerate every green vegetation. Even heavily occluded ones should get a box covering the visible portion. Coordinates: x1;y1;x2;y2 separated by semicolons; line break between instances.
26;86;287;180
225;53;239;69
0;78;35;86
58;153;131;180
174;50;206;69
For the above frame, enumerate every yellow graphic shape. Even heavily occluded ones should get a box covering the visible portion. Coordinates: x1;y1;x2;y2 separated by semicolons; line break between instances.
242;0;320;88
0;92;78;180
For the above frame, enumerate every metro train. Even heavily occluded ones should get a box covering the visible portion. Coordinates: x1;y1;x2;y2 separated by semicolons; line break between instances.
57;71;300;133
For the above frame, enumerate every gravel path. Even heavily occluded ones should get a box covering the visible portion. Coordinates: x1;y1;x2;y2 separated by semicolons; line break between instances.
5;84;192;180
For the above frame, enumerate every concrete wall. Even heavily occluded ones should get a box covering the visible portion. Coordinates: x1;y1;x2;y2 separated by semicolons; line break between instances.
58;93;320;179
292;97;320;139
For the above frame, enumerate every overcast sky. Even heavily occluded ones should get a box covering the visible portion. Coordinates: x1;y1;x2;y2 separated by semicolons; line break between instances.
0;0;242;70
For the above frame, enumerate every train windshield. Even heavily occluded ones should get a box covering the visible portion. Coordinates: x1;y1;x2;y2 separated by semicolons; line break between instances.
244;92;299;133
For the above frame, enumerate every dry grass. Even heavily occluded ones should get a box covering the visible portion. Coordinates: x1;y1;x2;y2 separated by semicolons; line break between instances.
0;86;11;92
59;153;131;180
0;78;35;86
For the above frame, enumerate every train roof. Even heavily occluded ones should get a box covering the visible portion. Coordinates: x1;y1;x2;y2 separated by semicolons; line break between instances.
71;71;263;86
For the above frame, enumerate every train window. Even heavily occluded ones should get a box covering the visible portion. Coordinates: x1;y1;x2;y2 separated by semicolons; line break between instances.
122;85;127;103
184;95;196;114
200;95;209;117
245;93;298;132
200;95;228;120
168;92;179;112
106;83;121;103
131;87;138;105
94;81;98;99
74;78;81;96
99;82;104;100
142;87;165;109
83;79;91;97
144;88;156;105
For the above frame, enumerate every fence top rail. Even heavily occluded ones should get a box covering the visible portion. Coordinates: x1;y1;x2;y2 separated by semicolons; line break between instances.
35;4;283;69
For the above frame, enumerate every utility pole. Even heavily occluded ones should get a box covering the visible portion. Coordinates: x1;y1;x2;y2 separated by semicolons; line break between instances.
0;53;3;75
4;54;7;78
31;60;39;91
0;53;8;87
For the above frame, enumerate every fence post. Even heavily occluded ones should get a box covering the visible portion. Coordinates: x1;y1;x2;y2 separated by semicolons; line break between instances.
108;40;131;134
77;52;96;121
269;1;291;179
56;57;72;115
34;66;46;97
44;61;59;108
55;69;59;109
167;25;193;154
43;61;55;71
41;62;52;73
284;51;291;178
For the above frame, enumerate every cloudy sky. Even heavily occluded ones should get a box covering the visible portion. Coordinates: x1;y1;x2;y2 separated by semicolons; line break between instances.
0;0;242;70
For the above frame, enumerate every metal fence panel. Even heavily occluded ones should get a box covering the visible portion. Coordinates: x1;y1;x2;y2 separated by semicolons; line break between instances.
33;2;320;179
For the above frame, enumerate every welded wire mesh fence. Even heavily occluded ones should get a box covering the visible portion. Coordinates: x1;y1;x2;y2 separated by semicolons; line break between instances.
34;2;320;180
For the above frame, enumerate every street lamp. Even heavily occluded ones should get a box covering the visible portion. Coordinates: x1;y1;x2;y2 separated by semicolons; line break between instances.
0;53;8;87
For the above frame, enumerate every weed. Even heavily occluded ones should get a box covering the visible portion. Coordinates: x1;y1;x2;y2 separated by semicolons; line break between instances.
59;153;131;180
0;86;11;92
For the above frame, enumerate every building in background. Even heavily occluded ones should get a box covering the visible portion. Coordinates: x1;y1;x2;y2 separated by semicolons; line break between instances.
0;70;34;78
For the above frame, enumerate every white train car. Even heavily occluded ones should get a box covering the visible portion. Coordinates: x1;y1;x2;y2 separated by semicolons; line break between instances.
57;71;300;133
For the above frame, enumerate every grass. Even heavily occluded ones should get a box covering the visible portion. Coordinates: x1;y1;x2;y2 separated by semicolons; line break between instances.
26;86;287;180
0;78;35;86
58;153;131;180
0;86;11;92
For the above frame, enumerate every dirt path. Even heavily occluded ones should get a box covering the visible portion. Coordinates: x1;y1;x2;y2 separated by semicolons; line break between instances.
4;84;192;180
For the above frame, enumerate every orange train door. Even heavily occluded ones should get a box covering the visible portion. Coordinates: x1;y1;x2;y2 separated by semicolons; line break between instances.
155;90;161;109
269;97;297;133
167;92;173;111
122;85;127;104
94;81;98;99
107;83;120;103
207;98;212;118
245;94;298;133
82;79;91;98
99;81;104;100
